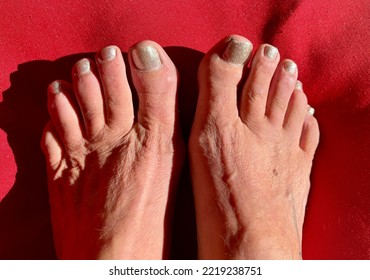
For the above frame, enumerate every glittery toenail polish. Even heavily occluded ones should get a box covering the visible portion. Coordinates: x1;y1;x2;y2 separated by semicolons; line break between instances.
222;38;252;65
75;58;90;75
101;46;116;61
284;60;297;74
50;81;61;94
295;80;303;90
264;45;278;60
307;105;315;116
132;45;162;71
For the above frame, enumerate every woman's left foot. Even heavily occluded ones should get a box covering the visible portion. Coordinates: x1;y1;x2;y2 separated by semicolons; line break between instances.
41;41;185;259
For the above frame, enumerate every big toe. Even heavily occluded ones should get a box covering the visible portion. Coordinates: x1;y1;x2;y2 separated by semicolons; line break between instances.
195;35;253;127
128;40;179;129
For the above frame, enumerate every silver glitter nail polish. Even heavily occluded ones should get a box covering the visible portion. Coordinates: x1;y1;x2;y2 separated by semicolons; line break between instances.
75;58;90;75
307;105;315;116
132;45;162;71
264;45;278;60
295;80;303;90
50;81;61;94
222;39;252;65
284;60;297;74
101;46;117;61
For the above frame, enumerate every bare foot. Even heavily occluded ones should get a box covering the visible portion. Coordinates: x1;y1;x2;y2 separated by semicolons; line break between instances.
189;35;319;259
41;41;185;259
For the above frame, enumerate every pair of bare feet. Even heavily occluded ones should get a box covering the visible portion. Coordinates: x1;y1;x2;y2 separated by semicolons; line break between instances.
41;35;319;259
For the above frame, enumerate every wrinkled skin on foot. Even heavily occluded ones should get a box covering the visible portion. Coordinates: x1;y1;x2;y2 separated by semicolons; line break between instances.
46;122;183;259
189;35;319;259
42;42;185;259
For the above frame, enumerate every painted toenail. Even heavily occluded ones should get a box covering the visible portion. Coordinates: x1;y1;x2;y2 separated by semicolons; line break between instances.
307;105;315;116
75;59;90;75
284;60;297;74
50;81;61;94
295;80;303;90
100;46;116;61
132;45;162;71
222;39;252;65
264;45;278;60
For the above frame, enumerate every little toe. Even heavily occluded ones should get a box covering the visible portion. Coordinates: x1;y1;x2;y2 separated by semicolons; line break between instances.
48;80;84;152
128;40;178;128
300;112;320;156
41;121;63;169
240;44;280;125
283;81;308;142
266;59;298;127
96;46;134;132
73;58;105;139
196;35;253;126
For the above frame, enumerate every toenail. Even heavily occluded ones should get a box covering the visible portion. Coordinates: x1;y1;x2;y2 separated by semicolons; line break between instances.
131;45;162;71
307;105;315;116
75;59;90;75
295;80;303;90
222;38;252;65
264;45;278;60
284;60;297;74
100;46;117;61
50;81;61;94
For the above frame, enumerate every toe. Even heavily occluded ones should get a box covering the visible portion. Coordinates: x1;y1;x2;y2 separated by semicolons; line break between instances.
283;81;308;142
196;35;253;126
41;121;63;169
48;80;84;152
300;113;320;156
128;40;178;128
266;59;298;127
240;44;280;126
72;58;105;139
96;46;134;132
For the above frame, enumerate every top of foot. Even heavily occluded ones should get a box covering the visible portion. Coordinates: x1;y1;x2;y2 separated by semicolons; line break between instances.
190;35;319;259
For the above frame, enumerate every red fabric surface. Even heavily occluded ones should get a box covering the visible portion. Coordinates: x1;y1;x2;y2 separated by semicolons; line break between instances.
0;0;369;259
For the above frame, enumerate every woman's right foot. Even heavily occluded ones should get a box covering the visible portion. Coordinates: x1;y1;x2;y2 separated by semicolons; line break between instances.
189;35;319;259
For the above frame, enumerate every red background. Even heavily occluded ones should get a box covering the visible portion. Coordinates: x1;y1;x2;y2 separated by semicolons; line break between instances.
0;0;369;259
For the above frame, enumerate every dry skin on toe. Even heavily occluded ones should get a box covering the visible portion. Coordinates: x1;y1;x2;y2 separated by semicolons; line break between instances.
41;42;185;259
189;35;319;259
